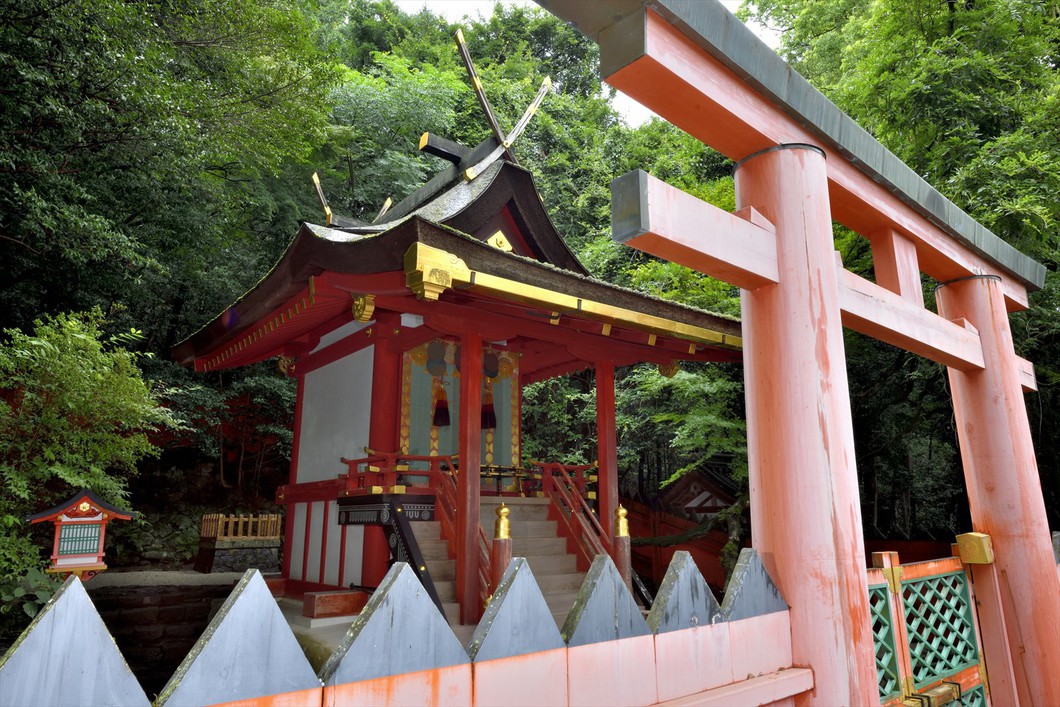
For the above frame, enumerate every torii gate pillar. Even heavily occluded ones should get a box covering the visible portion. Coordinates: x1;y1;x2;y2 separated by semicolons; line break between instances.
937;275;1060;704
735;144;878;705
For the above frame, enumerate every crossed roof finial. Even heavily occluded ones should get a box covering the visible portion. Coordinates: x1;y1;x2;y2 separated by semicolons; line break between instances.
454;28;551;181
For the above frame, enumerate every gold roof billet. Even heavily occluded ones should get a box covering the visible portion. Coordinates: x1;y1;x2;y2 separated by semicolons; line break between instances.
352;293;376;322
487;231;513;252
404;242;472;301
402;243;740;349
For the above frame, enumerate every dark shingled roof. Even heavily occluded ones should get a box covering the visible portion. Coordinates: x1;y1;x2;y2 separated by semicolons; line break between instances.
27;488;135;523
174;159;740;368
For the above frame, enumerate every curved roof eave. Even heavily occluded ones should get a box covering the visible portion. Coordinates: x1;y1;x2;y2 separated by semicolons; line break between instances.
172;216;740;368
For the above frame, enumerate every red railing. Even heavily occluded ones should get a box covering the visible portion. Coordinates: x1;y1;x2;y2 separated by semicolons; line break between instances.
435;466;492;618
531;460;611;571
339;448;457;495
435;462;459;558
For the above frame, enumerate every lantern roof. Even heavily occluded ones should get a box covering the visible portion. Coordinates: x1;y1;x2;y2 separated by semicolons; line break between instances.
27;489;135;524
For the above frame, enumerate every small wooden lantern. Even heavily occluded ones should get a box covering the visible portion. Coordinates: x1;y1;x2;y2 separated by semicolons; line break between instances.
26;489;134;581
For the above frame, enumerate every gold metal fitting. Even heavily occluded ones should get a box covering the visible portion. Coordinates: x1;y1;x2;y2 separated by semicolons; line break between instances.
352;293;376;322
956;531;995;564
494;503;511;540
615;505;629;537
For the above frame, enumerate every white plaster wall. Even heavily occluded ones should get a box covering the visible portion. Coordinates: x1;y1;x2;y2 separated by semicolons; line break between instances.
312;319;370;352
322;500;341;586
305;501;324;583
342;525;364;587
295;346;373;483
289;503;306;580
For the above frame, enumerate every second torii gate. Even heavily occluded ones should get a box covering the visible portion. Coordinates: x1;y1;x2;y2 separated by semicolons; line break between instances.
540;1;1059;705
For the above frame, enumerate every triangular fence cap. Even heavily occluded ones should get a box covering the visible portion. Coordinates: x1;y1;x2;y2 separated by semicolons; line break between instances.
562;554;650;647
0;576;149;707
720;548;788;621
319;562;469;685
155;569;319;706
468;557;564;662
647;550;721;633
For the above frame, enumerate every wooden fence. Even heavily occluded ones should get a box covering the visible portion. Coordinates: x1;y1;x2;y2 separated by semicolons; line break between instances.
199;513;282;541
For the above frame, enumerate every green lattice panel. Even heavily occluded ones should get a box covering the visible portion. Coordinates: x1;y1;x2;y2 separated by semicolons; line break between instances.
900;570;979;688
959;684;986;707
869;583;901;701
57;523;101;556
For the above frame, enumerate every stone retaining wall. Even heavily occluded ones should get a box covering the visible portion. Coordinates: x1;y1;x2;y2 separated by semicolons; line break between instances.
87;582;237;697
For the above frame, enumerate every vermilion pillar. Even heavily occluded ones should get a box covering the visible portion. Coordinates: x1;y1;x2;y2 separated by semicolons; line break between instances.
282;373;305;580
735;144;878;705
936;275;1060;705
596;360;619;541
457;334;483;624
363;314;402;587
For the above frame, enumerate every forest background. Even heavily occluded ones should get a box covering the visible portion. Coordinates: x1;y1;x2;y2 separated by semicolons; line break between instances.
1;0;1058;635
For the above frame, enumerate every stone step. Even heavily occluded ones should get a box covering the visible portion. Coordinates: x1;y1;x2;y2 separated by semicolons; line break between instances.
432;579;456;602
480;498;552;523
480;496;551;504
518;553;577;576
409;521;443;542
425;559;456;581
502;519;559;538
509;536;567;556
416;539;451;560
441;601;460;624
546;591;580;622
535;571;586;593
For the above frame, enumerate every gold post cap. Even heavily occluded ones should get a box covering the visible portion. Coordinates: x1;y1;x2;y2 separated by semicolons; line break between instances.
615;504;629;537
494;503;511;540
956;531;994;564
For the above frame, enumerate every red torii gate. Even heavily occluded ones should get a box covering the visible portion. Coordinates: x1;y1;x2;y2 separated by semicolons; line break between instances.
540;1;1059;705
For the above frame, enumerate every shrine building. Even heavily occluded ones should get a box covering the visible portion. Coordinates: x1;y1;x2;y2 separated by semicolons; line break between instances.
173;133;741;625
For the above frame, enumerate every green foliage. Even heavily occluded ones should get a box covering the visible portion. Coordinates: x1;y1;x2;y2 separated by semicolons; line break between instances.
0;310;176;578
0;0;339;331
618;364;747;489
319;53;469;218
0;567;60;620
0;310;174;516
520;374;598;466
0;309;173;643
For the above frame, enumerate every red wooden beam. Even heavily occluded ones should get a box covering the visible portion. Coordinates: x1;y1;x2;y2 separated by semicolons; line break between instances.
599;8;1031;310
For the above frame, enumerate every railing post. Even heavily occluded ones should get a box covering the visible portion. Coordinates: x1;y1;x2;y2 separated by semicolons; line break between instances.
490;504;511;597
613;505;632;594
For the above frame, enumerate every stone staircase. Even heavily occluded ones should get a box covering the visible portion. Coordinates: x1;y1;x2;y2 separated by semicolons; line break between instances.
409;496;585;643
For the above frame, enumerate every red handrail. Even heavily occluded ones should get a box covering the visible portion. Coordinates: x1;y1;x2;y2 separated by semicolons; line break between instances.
339;449;458;495
436;462;491;620
532;461;611;568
